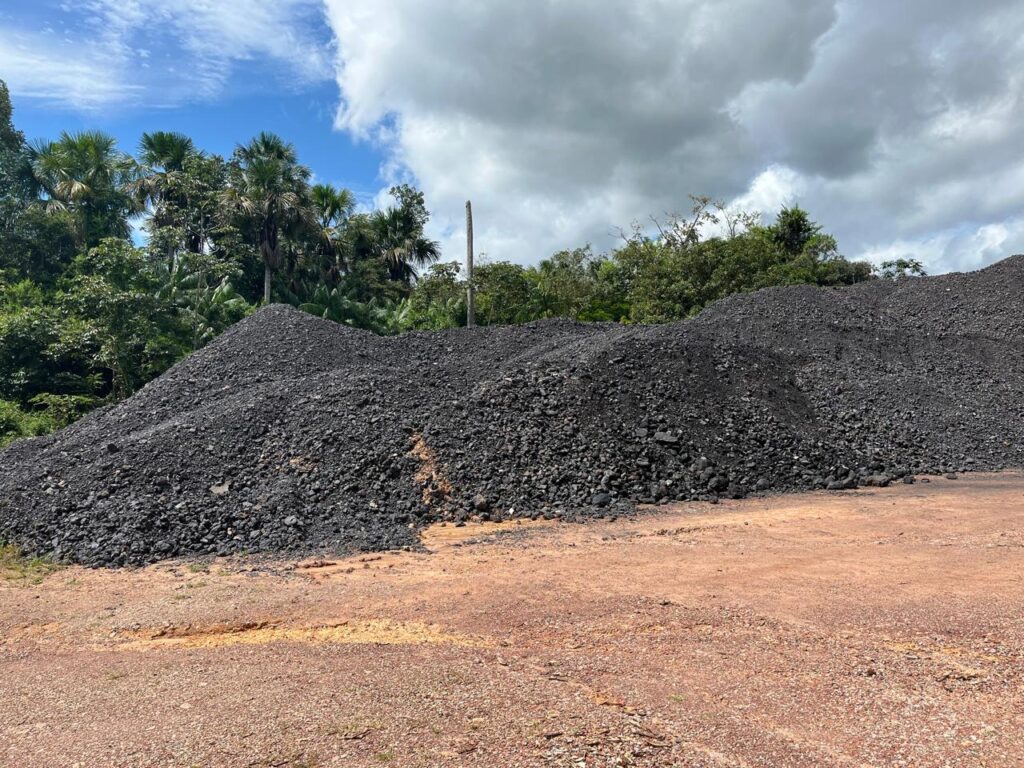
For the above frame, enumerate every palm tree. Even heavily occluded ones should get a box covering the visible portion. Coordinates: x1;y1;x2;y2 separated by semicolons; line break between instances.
309;183;355;284
139;131;194;172
372;206;441;283
310;183;355;231
135;131;196;213
134;131;197;270
221;132;313;304
30;130;137;247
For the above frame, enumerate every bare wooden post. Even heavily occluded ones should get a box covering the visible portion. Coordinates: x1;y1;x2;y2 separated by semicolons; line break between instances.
466;200;476;327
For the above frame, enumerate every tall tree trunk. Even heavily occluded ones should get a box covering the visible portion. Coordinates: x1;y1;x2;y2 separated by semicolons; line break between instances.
264;263;272;304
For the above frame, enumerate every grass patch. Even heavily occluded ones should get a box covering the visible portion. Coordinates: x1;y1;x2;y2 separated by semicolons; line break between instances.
0;543;63;585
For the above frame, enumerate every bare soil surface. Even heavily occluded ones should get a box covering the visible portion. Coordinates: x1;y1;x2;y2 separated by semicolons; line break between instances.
2;474;1023;767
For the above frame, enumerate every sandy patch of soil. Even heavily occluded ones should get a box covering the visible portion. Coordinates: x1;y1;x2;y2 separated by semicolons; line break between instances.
110;619;492;652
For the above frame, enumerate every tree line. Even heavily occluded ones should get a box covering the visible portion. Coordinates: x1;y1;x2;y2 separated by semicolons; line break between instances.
0;79;921;446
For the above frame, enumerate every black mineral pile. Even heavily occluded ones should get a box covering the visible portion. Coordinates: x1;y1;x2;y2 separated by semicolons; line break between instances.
3;256;1023;566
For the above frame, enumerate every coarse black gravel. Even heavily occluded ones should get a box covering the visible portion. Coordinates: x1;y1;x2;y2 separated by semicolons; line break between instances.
2;256;1023;566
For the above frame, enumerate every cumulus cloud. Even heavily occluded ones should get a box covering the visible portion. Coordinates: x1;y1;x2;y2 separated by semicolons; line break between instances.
326;0;837;263
5;0;1022;273
326;0;1024;273
732;0;1024;270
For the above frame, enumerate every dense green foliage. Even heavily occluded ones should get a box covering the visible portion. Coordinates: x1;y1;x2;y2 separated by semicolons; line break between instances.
0;79;888;446
0;80;442;446
403;197;883;329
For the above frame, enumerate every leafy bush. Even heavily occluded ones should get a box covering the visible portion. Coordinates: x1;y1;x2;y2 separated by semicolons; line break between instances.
0;398;58;448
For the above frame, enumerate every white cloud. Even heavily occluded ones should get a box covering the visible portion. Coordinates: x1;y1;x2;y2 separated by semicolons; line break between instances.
1;0;332;110
859;217;1024;274
6;0;1023;275
325;0;1024;273
87;0;333;97
726;0;1024;273
0;27;139;110
729;166;806;219
326;0;837;264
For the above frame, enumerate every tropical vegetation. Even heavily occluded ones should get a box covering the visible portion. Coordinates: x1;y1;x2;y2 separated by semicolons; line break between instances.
0;78;901;446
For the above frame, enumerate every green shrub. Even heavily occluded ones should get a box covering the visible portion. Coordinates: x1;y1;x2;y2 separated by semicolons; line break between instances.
0;398;59;448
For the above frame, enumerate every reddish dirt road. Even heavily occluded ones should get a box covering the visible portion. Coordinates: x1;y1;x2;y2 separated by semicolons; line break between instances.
2;474;1023;767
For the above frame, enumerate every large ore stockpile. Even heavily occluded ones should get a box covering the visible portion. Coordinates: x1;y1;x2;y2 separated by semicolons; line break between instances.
1;256;1022;565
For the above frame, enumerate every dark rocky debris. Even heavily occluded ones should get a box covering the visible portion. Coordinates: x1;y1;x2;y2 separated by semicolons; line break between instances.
2;255;1023;566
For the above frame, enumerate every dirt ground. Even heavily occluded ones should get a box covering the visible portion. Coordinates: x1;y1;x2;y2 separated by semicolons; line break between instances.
2;474;1022;767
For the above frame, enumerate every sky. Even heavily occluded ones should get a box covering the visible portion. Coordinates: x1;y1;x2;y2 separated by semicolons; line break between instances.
2;0;1023;273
